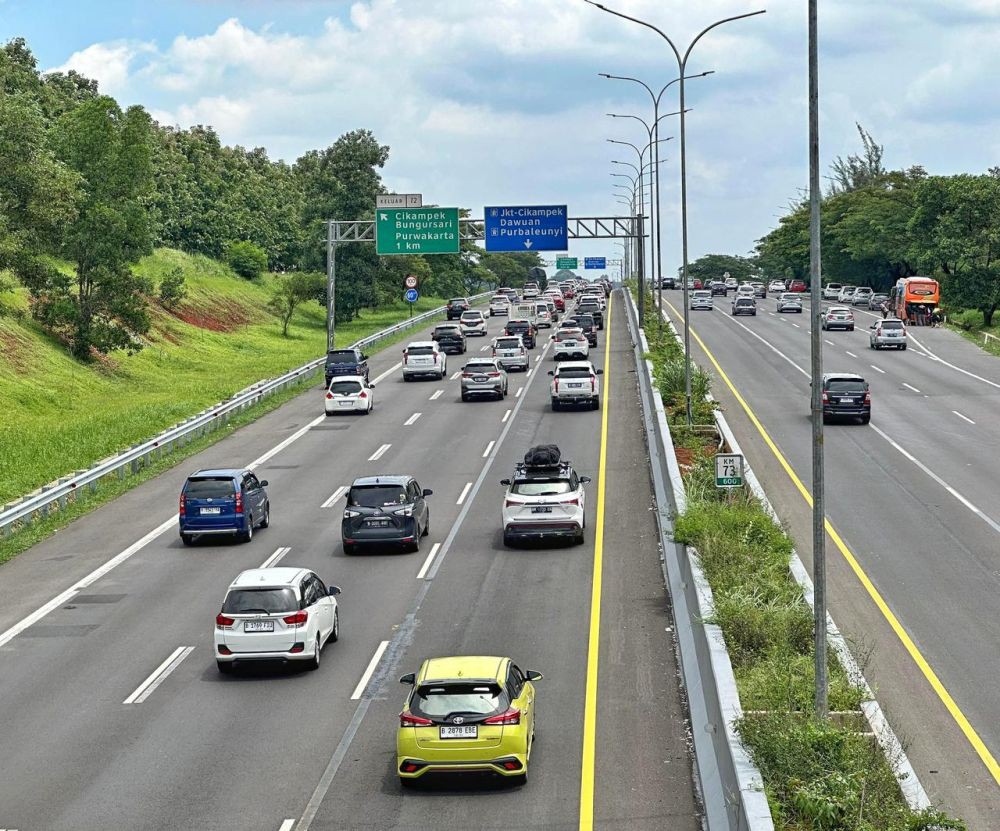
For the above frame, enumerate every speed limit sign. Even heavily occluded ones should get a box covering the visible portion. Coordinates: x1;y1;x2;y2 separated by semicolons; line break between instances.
404;275;418;289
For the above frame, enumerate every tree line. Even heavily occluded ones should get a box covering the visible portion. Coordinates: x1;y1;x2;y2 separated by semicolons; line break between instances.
754;125;1000;326
0;37;542;358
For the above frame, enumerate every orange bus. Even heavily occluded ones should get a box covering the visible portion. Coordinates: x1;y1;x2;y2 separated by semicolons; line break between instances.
891;277;940;323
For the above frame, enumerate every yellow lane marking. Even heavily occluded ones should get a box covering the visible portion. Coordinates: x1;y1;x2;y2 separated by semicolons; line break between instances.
662;298;1000;787
579;300;613;830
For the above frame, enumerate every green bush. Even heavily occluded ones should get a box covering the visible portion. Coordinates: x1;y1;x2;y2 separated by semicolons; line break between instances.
224;240;268;280
158;266;187;309
952;308;982;331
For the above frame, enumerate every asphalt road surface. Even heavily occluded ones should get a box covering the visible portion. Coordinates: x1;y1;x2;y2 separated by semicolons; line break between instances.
658;288;1000;828
0;292;700;831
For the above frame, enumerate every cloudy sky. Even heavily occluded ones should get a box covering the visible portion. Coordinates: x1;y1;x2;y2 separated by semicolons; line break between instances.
4;0;999;272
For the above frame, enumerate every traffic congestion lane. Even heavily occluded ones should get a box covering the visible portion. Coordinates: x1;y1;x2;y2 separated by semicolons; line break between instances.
0;309;553;830
659;291;1000;826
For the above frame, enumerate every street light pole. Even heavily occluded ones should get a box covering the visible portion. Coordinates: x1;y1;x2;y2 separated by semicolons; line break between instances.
586;1;766;425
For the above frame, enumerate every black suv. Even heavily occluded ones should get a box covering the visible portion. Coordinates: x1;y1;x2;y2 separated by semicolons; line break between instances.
565;314;597;347
504;319;537;349
821;373;870;424
446;297;470;320
325;348;369;385
576;300;604;330
431;323;467;355
709;281;727;296
341;475;432;554
659;276;676;289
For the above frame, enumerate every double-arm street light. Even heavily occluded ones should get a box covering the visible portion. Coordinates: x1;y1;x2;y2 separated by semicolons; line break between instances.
586;0;766;427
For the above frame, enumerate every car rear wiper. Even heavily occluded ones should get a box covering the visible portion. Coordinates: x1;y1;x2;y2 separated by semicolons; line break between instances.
238;608;272;615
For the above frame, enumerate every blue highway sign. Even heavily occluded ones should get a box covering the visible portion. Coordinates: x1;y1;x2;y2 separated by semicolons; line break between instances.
484;205;568;252
584;257;607;269
404;288;419;303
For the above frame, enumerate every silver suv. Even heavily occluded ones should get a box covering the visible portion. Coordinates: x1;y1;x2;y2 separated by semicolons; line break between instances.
869;318;907;350
460;359;508;401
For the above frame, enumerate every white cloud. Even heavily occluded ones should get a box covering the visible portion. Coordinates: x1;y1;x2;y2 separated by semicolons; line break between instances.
48;41;151;98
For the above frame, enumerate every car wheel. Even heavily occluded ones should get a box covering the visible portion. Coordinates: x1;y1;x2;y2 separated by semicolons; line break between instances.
822;414;830;424
422;512;430;537
551;398;560;411
461;392;469;402
900;345;906;351
410;532;421;554
180;533;194;547
330;610;340;643
848;326;854;331
260;503;270;528
403;375;411;382
399;777;419;790
307;637;321;671
241;518;253;543
217;660;233;675
591;396;600;410
860;414;871;425
509;772;528;787
343;542;356;556
503;531;515;547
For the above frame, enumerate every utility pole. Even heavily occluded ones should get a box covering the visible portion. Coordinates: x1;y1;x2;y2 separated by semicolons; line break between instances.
326;220;336;352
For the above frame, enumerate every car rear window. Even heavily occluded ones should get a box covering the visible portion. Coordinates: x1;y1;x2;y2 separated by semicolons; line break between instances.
329;380;363;395
326;350;357;364
780;294;798;301
435;326;460;335
461;311;482;319
511;479;572;495
184;477;235;498
736;299;754;306
450;298;468;304
222;587;298;615
410;683;505;720
495;338;521;348
507;322;529;330
349;485;407;507
407;345;435;355
558;368;592;378
881;321;904;329
693;291;711;298
465;362;496;372
575;315;594;325
827;379;866;393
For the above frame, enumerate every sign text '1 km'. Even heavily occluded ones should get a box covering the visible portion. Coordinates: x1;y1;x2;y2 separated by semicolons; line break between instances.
376;207;460;255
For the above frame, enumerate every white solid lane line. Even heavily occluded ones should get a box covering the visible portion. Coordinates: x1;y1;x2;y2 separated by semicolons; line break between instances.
952;410;975;425
870;365;886;374
123;646;195;704
250;415;326;470
456;482;473;505
902;382;921;393
502;409;512;423
403;412;421;426
792;323;801;328
260;546;291;569
825;339;835;346
278;821;295;831
482;440;495;458
416;543;441;580
321;485;348;509
906;331;1000;389
368;443;391;461
371;362;403;385
535;354;542;362
351;640;390;700
450;371;461;380
846;351;858;358
429;390;443;401
515;387;523;398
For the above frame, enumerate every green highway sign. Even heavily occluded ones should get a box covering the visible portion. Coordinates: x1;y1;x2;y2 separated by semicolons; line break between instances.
715;453;744;488
376;207;460;255
556;257;578;270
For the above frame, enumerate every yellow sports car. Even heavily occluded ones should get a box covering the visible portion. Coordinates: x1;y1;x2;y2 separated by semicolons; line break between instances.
396;655;543;785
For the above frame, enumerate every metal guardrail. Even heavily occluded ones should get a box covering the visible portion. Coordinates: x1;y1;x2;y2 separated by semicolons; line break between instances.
0;292;491;537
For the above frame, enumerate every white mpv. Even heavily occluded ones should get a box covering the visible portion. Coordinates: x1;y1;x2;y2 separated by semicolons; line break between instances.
324;376;374;415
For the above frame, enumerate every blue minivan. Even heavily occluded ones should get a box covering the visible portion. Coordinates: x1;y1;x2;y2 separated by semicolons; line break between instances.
179;468;270;546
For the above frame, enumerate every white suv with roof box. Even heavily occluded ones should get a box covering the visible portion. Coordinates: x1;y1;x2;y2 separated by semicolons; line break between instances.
500;452;591;546
214;567;340;673
402;341;447;381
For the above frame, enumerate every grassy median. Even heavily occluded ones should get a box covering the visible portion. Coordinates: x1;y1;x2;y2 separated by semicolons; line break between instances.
637;292;963;830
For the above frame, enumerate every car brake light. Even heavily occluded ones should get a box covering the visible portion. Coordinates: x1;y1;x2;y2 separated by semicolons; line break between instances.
400;712;433;727
179;493;185;516
560;497;580;506
487;372;500;378
864;391;871;404
505;498;524;507
403;350;408;365
283;610;308;626
326;392;334;399
821;391;829;403
216;613;234;628
358;391;368;399
554;377;559;392
484;708;520;726
234;491;243;514
590;375;596;392
433;352;439;363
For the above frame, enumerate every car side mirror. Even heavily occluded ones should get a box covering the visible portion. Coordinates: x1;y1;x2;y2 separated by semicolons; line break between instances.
595;369;604;375
361;355;369;361
500;478;511;486
579;476;592;484
399;672;416;685
368;383;375;388
870;323;877;329
422;488;433;497
259;480;269;487
547;370;555;376
525;670;544;682
328;585;342;596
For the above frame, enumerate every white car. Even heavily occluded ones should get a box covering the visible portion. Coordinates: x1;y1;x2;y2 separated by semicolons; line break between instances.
821;306;855;331
492;335;529;371
837;286;857;303
552;327;590;360
214;567;341;673
776;293;803;313
768;280;786;293
823;283;843;300
500;457;591;547
459;310;488;337
549;361;602;410
534;302;552;328
324;376;374;415
489;295;509;316
402;341;447;381
690;290;714;310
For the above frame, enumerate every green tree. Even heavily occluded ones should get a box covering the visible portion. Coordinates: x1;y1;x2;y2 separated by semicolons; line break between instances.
28;97;154;359
225;239;268;279
267;271;324;336
683;253;756;284
158;266;187;309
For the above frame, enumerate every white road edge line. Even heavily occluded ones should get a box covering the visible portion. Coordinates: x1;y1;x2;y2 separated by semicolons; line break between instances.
368;443;391;461
846;351;858;358
870;365;886;374
416;543;441;580
515;386;523;398
321;485;348;509
403;412;421;426
123;646;195;704
902;382;921;393
278;821;295;831
482;440;496;458
952;410;975;425
792;323;801;328
502;409;512;423
351;640;390;700
260;546;291;569
456;482;473;505
429;390;443;401
371;362;402;385
249;415;326;470
825;339;835;346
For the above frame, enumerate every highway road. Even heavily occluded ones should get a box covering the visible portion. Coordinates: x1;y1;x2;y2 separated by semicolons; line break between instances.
658;289;1000;828
0;292;700;831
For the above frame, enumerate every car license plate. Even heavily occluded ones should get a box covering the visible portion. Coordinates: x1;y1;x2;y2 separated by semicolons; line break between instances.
200;507;221;515
244;620;274;632
532;506;553;513
339;401;353;407
840;398;853;404
568;383;583;388
366;518;391;527
439;725;478;740
474;375;487;382
564;340;576;346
